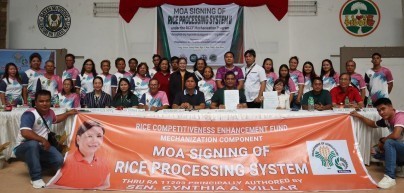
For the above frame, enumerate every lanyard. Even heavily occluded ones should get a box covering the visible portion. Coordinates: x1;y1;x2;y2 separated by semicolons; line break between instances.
244;63;256;82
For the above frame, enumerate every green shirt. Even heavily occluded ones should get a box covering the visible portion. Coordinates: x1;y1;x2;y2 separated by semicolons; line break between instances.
211;88;247;106
301;90;332;106
112;94;139;107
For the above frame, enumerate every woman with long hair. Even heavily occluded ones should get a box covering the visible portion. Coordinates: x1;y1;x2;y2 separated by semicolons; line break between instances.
320;59;339;91
193;58;207;82
169;57;192;105
277;64;296;107
288;56;304;109
76;59;97;106
153;58;171;98
262;58;278;91
113;78;138;108
55;78;80;108
130;62;151;101
302;61;318;94
0;63;27;106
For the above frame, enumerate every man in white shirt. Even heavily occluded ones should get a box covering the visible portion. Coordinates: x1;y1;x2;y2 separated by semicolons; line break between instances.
242;49;266;108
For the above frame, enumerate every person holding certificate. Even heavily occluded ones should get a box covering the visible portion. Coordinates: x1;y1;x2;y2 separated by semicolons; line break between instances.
210;71;247;109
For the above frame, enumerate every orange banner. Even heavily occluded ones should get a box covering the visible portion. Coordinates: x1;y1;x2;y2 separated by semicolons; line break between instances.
47;113;376;191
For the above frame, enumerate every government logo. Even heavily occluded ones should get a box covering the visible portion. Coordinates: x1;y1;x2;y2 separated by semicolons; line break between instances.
37;5;71;38
339;0;380;37
306;140;356;175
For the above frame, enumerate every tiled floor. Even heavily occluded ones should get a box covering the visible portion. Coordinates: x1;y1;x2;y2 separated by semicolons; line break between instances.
0;160;403;193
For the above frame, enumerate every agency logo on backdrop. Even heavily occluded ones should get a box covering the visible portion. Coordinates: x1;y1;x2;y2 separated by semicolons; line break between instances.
37;5;71;38
307;140;356;175
339;0;380;37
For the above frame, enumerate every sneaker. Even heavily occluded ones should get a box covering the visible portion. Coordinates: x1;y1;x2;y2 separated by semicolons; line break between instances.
396;166;404;178
377;175;396;189
30;179;46;188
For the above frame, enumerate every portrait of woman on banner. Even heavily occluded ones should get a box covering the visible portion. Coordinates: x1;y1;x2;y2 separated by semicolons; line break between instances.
48;120;110;189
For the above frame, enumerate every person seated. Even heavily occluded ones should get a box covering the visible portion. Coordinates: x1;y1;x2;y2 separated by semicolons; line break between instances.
330;73;364;108
350;98;404;189
112;78;138;108
172;74;205;110
84;77;111;108
272;79;290;110
210;71;247;109
55;78;80;108
301;77;332;111
138;79;169;111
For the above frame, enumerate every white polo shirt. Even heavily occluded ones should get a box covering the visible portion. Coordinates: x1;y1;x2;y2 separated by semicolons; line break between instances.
242;63;266;102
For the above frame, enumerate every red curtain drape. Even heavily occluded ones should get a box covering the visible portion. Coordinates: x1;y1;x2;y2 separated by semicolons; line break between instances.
119;0;288;23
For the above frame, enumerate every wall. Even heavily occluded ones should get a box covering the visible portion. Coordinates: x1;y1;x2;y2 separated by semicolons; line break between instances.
7;0;404;75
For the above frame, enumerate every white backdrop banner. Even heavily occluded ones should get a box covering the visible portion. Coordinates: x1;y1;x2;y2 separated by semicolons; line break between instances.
157;4;244;66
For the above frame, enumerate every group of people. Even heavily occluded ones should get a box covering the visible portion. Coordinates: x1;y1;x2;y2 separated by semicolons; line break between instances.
0;51;394;111
6;50;403;190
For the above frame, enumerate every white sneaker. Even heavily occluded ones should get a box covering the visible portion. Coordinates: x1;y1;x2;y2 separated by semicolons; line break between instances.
377;175;396;189
31;179;46;188
396;166;404;178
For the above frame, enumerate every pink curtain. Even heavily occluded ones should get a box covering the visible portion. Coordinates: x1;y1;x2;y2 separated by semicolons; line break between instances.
119;0;288;22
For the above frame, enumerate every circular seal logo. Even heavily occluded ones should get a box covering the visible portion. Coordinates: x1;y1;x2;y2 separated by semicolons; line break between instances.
37;5;71;38
189;54;198;63
209;54;217;62
339;0;380;37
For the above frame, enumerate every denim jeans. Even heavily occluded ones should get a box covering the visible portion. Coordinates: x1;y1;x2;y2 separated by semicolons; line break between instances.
383;139;404;179
291;94;301;109
14;140;63;181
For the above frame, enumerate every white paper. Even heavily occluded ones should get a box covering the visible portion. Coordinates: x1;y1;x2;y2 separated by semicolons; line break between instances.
224;90;239;110
263;91;278;109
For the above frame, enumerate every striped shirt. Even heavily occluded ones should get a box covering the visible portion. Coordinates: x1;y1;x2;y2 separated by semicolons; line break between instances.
83;91;112;108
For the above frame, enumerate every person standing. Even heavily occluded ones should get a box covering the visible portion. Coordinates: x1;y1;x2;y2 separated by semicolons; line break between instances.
111;58;132;98
242;49;266;108
169;57;192;106
97;60;113;96
152;58;171;98
130;63;151;101
14;90;77;188
149;54;161;78
22;53;45;105
170;56;179;73
215;51;244;90
62;54;80;85
289;56;304;109
36;60;62;106
0;63;27;106
302;61;318;95
320;59;339;91
346;59;366;102
262;58;278;92
76;59;97;107
365;53;394;104
277;64;297;107
128;58;138;76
